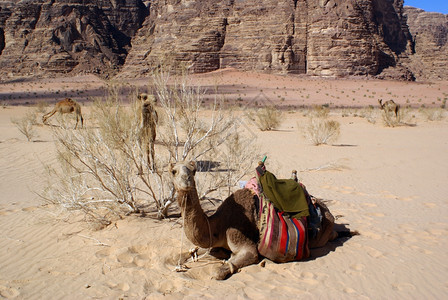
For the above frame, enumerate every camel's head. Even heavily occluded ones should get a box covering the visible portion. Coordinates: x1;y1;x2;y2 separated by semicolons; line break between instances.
170;161;197;191
138;93;157;104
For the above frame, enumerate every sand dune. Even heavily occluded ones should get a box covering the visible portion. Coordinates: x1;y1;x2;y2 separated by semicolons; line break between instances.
0;72;447;299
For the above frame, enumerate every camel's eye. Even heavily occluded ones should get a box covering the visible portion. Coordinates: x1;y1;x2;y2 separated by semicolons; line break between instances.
171;169;177;175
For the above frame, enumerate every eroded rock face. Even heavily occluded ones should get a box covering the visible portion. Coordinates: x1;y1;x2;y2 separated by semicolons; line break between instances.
0;0;147;78
0;1;446;80
404;6;448;80
122;0;414;79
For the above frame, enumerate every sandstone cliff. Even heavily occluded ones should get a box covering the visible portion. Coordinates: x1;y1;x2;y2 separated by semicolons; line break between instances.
0;0;147;78
403;6;448;81
122;0;415;79
0;1;446;80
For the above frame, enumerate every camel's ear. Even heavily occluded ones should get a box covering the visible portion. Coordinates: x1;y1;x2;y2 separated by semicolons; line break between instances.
189;161;197;173
138;93;148;102
169;162;175;173
148;94;156;103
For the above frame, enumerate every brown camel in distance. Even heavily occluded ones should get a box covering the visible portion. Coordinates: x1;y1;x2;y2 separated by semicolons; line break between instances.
378;99;400;118
170;161;356;280
137;93;158;169
42;98;83;129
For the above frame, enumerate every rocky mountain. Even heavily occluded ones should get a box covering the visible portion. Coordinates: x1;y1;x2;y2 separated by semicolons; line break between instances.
122;0;415;79
0;0;147;78
0;0;446;80
403;6;448;81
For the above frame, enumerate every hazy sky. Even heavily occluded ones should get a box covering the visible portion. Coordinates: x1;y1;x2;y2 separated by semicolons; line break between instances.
404;0;448;14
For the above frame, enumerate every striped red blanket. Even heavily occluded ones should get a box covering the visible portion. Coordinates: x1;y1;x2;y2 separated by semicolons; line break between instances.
245;178;310;262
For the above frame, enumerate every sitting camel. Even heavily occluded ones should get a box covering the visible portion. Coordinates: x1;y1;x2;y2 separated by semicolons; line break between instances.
42;98;83;129
170;161;354;280
378;99;400;118
136;93;158;169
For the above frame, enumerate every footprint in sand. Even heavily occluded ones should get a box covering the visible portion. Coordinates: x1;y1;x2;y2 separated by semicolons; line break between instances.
343;287;357;294
0;209;19;216
22;206;38;212
117;252;135;265
410;245;433;255
95;247;113;258
107;282;130;292
397;197;412;202
350;263;365;271
299;272;319;285
391;282;416;291
0;285;20;298
340;186;354;194
366;212;385;217
114;245;152;268
133;254;150;267
365;247;383;258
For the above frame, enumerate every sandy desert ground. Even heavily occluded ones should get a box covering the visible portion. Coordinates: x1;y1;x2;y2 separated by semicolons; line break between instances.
0;70;447;299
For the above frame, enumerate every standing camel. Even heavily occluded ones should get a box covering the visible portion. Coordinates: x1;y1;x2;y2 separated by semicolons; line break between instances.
137;93;158;169
42;98;83;129
378;99;400;118
170;161;356;280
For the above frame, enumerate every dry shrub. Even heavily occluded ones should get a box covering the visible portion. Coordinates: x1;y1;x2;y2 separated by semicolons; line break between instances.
308;105;330;119
304;106;340;145
40;69;261;227
252;106;283;131
11;110;39;141
359;106;377;124
35;101;49;114
381;106;413;127
419;107;445;121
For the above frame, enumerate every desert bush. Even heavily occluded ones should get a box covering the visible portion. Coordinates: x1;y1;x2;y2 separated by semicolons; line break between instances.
41;70;261;227
304;106;340;145
11;110;39;141
381;109;400;127
419;107;445;121
35;101;49;114
381;106;413;127
308;105;330;119
250;106;283;131
359;106;377;124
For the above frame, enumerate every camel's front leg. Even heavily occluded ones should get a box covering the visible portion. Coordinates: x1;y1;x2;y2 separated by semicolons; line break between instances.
74;115;79;129
213;231;259;280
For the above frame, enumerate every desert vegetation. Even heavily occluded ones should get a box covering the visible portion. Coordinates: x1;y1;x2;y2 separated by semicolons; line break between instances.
419;107;446;121
40;69;262;227
11;109;39;142
304;106;341;146
248;105;283;131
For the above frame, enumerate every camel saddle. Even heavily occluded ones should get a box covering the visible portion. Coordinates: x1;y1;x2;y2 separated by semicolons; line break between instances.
244;177;310;262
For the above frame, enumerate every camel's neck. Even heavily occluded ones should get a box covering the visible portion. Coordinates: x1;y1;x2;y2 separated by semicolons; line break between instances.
177;188;213;248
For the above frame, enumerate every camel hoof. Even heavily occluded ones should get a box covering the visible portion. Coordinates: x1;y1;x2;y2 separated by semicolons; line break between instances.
212;263;233;280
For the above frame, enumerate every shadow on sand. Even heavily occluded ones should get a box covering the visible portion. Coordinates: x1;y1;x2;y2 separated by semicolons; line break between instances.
306;223;358;261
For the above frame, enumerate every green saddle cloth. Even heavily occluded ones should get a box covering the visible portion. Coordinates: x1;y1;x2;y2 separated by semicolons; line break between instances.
259;171;309;219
